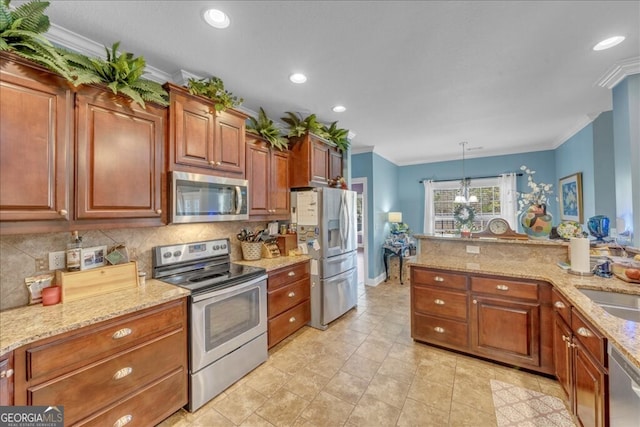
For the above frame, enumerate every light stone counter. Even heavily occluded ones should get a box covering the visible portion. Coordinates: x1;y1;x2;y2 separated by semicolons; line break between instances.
0;279;189;356
234;255;311;271
411;235;640;370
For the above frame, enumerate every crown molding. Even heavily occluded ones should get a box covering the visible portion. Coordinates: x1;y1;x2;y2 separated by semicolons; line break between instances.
46;23;172;84
596;56;640;89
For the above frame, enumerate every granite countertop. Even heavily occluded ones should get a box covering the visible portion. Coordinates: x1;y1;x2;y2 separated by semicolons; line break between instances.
409;253;640;370
234;255;311;271
0;279;189;356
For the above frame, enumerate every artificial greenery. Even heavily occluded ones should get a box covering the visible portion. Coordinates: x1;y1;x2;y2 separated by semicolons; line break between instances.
322;121;350;152
187;76;243;112
246;107;288;150
60;42;168;108
280;112;329;139
0;0;72;79
453;204;475;229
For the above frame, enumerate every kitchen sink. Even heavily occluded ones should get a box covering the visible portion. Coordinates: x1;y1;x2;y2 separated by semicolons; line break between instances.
578;289;640;323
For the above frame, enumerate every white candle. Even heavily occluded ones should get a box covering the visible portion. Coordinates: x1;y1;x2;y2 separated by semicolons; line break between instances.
570;237;590;273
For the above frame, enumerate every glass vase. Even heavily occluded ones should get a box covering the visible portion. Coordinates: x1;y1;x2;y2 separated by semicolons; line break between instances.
520;204;553;239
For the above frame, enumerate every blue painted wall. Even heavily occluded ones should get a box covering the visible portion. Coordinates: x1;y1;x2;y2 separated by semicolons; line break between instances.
592;112;616;223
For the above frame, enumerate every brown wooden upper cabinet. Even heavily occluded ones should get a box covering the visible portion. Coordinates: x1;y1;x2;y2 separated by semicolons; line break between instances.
0;52;73;226
165;83;247;177
245;134;290;219
289;133;343;188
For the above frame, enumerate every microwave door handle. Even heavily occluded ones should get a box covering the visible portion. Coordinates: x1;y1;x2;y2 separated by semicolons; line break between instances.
235;186;243;214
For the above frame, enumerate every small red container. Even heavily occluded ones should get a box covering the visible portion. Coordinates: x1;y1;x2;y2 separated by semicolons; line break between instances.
42;286;61;306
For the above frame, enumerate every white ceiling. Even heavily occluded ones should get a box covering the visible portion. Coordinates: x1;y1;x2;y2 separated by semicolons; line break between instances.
35;1;640;165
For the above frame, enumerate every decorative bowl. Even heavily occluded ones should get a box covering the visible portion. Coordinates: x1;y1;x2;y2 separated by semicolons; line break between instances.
557;221;583;240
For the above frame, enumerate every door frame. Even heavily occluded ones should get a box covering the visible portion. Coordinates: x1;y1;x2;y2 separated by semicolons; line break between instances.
352;177;368;286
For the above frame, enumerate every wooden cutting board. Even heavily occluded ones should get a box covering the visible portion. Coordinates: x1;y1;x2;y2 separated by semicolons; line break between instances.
56;261;139;302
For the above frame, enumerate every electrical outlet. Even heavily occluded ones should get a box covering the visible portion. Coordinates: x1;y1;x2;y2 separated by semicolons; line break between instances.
466;245;480;254
49;251;66;270
35;257;47;271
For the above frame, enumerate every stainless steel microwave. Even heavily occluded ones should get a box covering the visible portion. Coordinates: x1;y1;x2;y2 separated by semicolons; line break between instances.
170;171;248;223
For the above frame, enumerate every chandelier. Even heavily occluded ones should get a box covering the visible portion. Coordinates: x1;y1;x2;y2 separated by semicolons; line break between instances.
454;141;478;204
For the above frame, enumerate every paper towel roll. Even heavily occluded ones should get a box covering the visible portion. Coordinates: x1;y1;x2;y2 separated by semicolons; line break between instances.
570;237;590;273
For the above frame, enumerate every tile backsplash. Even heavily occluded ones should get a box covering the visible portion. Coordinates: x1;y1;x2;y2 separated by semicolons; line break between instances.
0;221;267;311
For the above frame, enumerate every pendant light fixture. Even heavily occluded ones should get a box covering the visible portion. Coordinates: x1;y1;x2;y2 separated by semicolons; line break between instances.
454;141;478;204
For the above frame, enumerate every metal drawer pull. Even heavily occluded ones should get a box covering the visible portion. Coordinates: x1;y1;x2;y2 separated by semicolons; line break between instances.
112;328;132;339
113;415;132;427
289;317;296;323
434;299;445;305
59;209;68;215
113;367;133;380
473;299;477;304
554;301;566;309
288;271;295;277
496;284;509;291
434;327;445;333
288;291;296;298
434;276;444;282
0;369;14;378
576;327;593;338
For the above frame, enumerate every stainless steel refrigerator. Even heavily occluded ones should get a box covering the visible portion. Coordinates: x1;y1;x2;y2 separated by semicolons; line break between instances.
291;187;358;330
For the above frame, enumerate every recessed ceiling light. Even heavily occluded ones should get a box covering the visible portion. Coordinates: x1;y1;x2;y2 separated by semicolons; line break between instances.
203;9;230;29
289;73;307;84
332;105;346;113
593;36;625;51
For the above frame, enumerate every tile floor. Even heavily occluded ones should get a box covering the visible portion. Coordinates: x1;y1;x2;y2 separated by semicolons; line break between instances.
159;279;571;426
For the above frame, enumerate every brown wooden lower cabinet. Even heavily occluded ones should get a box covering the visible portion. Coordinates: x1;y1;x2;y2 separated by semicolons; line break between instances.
552;289;608;427
0;351;13;405
410;266;554;375
267;261;311;348
12;298;188;426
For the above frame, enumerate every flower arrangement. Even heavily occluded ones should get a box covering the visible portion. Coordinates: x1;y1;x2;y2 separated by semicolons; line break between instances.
517;165;554;213
454;204;475;230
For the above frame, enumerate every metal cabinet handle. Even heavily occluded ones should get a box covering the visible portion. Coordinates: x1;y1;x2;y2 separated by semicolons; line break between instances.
113;367;133;380
473;299;477;304
434;327;445;333
561;335;569;342
59;209;68;215
569;342;577;348
434;276;444;282
113;415;133;427
216;161;221;166
289;317;296;323
288;271;295;277
112;328;132;339
576;327;593;338
554;301;566;309
434;299;445;305
209;160;216;166
0;369;14;378
155;209;162;214
288;291;296;298
496;284;509;291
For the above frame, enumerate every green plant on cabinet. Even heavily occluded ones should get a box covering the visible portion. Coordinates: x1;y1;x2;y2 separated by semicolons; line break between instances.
246;107;288;150
187;76;243;112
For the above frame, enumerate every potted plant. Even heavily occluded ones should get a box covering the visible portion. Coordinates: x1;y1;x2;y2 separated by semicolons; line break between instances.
280;112;329;139
60;42;169;108
0;0;73;80
187;76;243;112
322;121;350;152
246;107;288;150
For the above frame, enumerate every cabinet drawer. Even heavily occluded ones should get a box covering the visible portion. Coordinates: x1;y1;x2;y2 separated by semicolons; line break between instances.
268;301;310;348
571;309;606;366
76;367;187;427
412;268;467;290
26;300;185;381
28;329;185;425
268;262;310;290
412;312;468;349
471;277;538;301
268;278;310;318
413;287;468;321
551;288;571;324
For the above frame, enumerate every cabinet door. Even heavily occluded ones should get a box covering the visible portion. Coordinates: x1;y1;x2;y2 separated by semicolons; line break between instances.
75;89;164;220
171;92;216;169
270;149;290;216
553;313;573;403
574;341;606;427
0;54;72;222
214;110;246;175
471;295;540;367
246;140;270;216
0;352;14;406
329;147;342;180
310;138;330;185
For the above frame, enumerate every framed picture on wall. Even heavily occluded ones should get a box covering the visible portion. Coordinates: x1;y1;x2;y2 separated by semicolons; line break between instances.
559;172;583;223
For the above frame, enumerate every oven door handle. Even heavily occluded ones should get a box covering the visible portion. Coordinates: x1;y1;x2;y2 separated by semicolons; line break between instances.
191;274;267;303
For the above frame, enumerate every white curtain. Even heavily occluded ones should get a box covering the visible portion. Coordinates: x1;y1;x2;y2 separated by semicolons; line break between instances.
499;173;518;229
423;180;435;234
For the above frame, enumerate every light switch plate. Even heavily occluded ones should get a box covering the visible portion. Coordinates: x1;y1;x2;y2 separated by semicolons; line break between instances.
49;251;66;270
466;245;480;254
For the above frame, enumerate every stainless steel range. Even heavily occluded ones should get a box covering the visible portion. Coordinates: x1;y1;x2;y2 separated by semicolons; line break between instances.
152;239;267;412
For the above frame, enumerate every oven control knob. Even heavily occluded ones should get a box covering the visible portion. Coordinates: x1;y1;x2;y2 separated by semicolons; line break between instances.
213;244;219;250
221;243;226;249
173;250;182;257
163;252;172;258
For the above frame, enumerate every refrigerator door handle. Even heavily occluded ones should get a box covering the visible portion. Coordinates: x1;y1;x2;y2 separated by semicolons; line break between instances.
339;191;349;251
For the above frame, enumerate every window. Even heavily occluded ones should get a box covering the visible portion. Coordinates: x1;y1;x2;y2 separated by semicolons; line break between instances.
424;175;517;235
